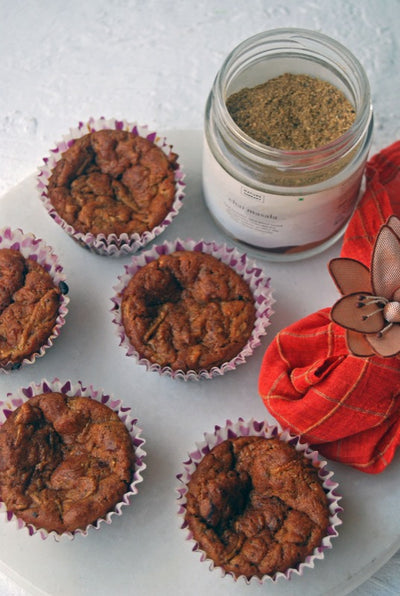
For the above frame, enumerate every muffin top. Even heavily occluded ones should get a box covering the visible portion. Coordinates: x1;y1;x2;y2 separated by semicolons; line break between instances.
184;436;329;579
0;248;61;367
47;129;178;236
120;250;256;372
0;392;135;533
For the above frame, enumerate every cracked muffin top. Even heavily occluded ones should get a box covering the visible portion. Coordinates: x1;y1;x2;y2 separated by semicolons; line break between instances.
47;129;179;236
0;248;61;368
184;436;329;579
120;250;256;372
0;392;135;534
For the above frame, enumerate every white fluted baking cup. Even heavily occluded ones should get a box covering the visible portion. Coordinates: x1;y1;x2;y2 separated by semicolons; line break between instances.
0;227;69;373
177;418;342;583
37;116;185;256
111;238;274;380
0;378;147;541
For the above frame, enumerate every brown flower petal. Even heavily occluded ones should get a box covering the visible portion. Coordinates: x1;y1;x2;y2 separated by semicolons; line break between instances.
329;218;400;359
329;258;372;296
331;293;385;334
366;324;400;358
346;329;375;357
372;224;400;299
387;215;400;237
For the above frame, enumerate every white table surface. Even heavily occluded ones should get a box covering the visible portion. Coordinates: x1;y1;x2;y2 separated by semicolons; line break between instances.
1;1;400;595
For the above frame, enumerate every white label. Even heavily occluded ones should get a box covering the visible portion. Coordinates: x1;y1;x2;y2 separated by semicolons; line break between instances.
202;140;363;250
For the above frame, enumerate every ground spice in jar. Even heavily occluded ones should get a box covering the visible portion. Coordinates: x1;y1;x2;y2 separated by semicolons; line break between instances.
226;73;356;150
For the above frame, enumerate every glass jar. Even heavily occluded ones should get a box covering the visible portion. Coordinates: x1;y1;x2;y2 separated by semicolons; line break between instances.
203;28;373;261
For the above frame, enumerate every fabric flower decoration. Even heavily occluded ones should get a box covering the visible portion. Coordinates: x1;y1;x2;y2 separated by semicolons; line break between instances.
329;215;400;358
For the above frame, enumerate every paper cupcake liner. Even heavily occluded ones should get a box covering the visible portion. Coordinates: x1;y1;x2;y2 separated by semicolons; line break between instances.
0;378;147;541
37;116;186;256
0;227;69;373
111;238;274;381
177;418;342;584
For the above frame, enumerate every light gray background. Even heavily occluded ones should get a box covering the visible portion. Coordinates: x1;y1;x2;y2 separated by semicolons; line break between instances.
1;1;400;594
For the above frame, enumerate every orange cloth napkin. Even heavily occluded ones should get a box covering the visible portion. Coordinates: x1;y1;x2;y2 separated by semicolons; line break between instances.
259;141;400;473
341;140;400;265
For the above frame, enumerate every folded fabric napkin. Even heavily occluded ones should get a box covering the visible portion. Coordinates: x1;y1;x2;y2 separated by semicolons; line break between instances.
259;141;400;474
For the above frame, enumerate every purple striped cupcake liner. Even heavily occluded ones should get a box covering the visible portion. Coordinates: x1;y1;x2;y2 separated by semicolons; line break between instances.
0;227;69;373
177;418;342;583
111;238;274;381
0;378;147;541
37;117;186;256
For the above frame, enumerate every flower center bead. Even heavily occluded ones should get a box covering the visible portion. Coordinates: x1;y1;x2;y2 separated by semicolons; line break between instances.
383;301;400;323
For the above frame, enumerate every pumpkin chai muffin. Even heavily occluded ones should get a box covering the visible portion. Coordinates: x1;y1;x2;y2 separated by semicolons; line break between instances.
120;250;257;373
38;118;185;255
179;425;341;582
47;128;179;237
0;242;66;370
0;391;136;534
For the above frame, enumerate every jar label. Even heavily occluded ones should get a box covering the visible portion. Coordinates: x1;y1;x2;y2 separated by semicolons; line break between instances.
202;140;363;251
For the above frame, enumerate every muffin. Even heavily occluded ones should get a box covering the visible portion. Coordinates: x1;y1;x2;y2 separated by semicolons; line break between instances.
0;227;69;372
0;379;146;538
112;239;273;380
177;419;341;582
38;118;185;256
